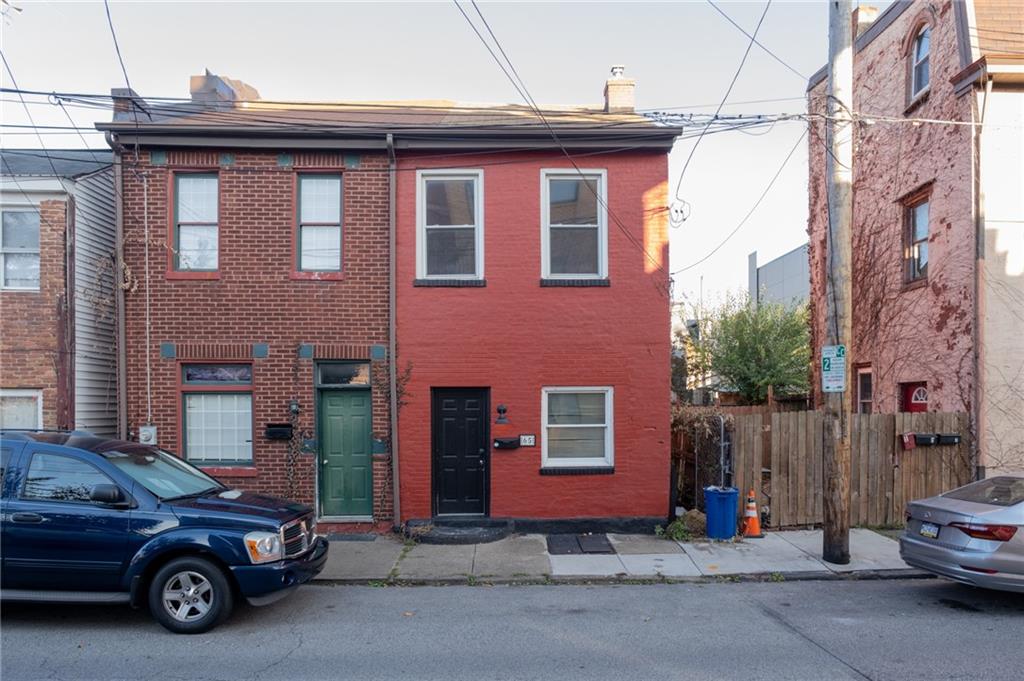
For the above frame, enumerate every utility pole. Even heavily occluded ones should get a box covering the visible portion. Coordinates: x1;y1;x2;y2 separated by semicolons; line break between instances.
822;0;854;565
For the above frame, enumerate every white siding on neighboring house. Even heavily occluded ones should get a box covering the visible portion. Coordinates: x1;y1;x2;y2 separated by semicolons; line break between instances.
72;167;117;436
979;87;1024;475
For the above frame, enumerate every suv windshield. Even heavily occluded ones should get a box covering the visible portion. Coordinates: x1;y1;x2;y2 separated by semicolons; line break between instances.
100;447;224;500
943;476;1024;507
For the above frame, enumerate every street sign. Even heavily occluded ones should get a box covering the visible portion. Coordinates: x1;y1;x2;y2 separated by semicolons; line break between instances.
821;344;847;393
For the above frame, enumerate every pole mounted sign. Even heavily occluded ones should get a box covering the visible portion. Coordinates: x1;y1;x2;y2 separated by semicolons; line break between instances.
821;344;847;393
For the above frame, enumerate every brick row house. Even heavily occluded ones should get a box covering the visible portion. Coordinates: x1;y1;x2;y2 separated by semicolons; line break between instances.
97;69;680;530
1;150;118;436
807;1;1024;475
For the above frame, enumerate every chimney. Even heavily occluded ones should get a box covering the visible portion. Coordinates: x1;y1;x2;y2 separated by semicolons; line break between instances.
189;69;261;105
111;87;148;122
603;65;635;113
852;5;878;38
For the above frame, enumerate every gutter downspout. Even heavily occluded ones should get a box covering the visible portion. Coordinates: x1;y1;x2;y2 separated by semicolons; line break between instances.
387;133;401;527
108;132;128;440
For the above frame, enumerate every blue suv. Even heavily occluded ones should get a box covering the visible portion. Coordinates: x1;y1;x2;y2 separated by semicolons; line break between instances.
0;431;328;633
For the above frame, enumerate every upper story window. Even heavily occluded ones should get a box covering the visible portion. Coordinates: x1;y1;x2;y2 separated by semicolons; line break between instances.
910;26;930;99
417;170;483;279
1;209;40;290
174;174;218;271
541;170;607;279
905;198;929;282
298;174;342;272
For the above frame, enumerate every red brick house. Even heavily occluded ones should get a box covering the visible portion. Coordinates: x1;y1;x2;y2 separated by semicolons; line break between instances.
1;150;117;435
99;68;679;530
807;1;1024;475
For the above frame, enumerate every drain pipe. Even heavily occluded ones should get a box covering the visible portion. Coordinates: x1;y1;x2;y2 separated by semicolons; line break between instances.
387;133;401;527
108;132;128;439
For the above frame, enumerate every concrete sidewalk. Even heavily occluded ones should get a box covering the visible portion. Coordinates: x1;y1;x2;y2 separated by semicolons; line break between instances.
316;528;917;584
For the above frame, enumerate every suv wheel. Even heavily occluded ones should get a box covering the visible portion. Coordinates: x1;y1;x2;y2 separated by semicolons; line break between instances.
148;556;233;634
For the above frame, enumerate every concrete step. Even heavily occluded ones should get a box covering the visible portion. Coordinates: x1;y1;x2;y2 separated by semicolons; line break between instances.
405;518;512;545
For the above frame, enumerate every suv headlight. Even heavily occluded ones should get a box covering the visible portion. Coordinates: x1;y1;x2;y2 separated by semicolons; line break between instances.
244;531;283;564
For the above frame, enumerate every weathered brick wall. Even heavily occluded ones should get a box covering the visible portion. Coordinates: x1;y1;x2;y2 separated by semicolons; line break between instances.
119;150;392;522
395;150;672;521
1;199;67;428
808;0;976;414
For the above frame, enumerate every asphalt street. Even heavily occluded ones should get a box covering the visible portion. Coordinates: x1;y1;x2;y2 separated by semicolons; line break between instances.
2;579;1022;681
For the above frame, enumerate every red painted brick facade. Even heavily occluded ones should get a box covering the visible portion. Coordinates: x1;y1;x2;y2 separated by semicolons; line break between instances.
1;199;69;429
395;151;672;521
119;150;392;526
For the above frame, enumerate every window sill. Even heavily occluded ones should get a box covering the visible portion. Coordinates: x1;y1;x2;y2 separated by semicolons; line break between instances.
540;466;614;476
901;277;928;293
167;270;220;281
540;278;610;287
904;88;930;115
1;287;40;293
198;465;258;478
291;271;344;281
413;278;486;287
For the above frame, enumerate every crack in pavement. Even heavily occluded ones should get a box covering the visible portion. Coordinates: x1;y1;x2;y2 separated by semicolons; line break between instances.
757;604;875;681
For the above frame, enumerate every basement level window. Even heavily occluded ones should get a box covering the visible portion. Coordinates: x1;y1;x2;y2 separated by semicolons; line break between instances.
1;209;40;290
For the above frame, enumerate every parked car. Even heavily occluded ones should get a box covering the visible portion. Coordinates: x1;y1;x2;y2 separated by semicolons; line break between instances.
900;475;1024;593
0;430;328;633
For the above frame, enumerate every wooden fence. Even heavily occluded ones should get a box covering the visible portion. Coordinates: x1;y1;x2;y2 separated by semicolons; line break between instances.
728;411;970;528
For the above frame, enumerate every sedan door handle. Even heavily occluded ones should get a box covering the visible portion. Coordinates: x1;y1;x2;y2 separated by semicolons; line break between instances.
11;512;45;524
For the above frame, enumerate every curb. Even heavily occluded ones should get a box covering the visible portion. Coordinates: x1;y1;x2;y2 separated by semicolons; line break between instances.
310;568;934;587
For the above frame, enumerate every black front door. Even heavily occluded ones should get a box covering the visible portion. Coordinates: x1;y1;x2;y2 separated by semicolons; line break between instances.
432;388;489;516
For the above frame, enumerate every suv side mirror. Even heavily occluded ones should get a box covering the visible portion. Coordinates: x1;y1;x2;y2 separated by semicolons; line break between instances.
90;483;128;506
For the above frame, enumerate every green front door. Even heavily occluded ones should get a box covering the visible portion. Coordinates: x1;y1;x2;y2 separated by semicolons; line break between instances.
319;390;373;517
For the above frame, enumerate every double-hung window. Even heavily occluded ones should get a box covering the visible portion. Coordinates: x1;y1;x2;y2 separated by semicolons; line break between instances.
174;174;218;271
297;174;342;272
857;368;873;414
906;198;929;282
417;170;483;279
911;26;930;99
1;209;40;290
181;364;253;465
542;387;614;468
542;170;607;279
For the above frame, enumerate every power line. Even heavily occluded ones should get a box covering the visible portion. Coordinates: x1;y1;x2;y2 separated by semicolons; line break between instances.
671;125;807;275
706;0;807;81
671;0;770;204
0;51;62;181
455;0;672;293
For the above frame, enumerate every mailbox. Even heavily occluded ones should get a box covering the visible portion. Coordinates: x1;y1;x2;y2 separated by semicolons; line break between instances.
914;433;939;447
493;437;520;450
265;423;294;441
938;433;961;446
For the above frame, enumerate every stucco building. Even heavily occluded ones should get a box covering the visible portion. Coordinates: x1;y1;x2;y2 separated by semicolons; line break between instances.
807;1;1024;475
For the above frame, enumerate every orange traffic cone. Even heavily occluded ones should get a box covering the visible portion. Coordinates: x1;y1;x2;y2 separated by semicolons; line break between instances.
742;489;764;538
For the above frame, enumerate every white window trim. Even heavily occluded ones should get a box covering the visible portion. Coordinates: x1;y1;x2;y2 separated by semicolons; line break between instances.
541;386;614;468
540;168;608;279
416;169;484;280
1;206;41;291
910;26;930;99
0;388;44;429
856;368;872;414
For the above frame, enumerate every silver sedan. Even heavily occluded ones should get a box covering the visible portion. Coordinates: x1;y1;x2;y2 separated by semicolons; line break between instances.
900;476;1024;593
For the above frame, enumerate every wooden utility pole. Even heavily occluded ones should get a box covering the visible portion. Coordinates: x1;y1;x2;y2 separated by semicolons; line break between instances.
822;0;854;565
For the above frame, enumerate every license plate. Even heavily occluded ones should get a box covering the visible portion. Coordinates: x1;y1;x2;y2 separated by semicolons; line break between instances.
920;522;940;539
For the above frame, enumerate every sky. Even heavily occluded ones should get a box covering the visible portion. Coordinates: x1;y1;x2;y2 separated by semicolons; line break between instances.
1;0;850;304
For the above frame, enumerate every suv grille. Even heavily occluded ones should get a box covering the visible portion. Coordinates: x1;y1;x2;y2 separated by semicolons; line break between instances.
280;514;316;558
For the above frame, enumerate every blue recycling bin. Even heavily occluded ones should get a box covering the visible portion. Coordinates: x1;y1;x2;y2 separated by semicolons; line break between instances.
704;486;739;540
